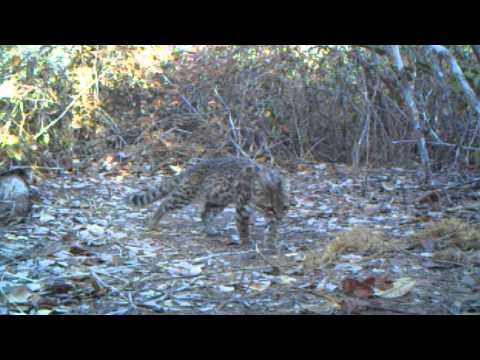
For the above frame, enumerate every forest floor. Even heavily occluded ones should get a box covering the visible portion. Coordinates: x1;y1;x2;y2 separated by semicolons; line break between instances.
1;157;480;315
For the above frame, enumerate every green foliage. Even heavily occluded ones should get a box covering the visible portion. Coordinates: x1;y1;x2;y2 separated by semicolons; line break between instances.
0;46;157;164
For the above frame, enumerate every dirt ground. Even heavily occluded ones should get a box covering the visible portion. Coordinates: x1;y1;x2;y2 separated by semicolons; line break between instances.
1;160;479;315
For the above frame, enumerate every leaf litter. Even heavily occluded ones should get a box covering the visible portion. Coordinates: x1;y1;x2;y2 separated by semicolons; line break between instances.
1;161;480;314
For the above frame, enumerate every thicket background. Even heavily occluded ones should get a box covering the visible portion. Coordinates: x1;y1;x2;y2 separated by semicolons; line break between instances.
1;45;479;178
2;45;480;315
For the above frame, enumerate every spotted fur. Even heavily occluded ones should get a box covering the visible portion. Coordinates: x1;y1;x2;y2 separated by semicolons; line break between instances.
128;157;289;245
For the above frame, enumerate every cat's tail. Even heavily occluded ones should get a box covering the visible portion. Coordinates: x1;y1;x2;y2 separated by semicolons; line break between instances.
128;178;178;207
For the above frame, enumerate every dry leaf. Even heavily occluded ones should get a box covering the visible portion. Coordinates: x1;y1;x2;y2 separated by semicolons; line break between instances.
165;261;204;277
36;309;52;315
39;211;55;223
215;285;235;293
169;164;183;175
342;278;362;294
86;224;105;236
6;286;32;303
69;243;94;256
352;287;374;299
342;277;374;298
375;275;394;291
248;280;271;292
275;275;297;285
374;277;416;298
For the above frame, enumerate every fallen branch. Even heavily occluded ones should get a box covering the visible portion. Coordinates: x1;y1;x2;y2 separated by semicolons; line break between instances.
443;177;480;191
392;139;480;152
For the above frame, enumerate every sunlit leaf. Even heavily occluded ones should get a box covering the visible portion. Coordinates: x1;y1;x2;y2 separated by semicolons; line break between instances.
36;309;52;315
39;210;55;223
165;261;204;277
86;224;105;236
248;280;271;292
275;275;297;285
374;277;416;299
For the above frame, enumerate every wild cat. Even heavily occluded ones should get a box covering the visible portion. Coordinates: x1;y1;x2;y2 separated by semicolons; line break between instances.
129;157;289;245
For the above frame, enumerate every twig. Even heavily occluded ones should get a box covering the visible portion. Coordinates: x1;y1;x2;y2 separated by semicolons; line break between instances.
253;243;289;274
213;87;251;159
161;75;202;118
127;291;138;309
134;301;165;314
1;271;36;282
139;265;276;283
96;108;128;146
163;249;257;265
443;177;480;191
89;268;131;284
4;165;64;173
429;258;466;267
392;139;480;152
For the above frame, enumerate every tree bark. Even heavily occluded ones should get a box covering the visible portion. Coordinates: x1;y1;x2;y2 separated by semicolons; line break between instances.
387;46;432;183
471;45;480;65
428;45;480;118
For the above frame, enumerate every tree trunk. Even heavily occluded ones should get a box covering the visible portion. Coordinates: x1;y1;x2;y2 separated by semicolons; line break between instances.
471;45;480;65
428;45;480;118
387;46;432;184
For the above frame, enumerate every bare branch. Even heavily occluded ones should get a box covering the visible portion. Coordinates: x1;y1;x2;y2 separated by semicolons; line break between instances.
428;45;480;117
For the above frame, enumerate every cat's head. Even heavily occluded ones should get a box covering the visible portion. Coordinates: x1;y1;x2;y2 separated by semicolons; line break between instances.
252;165;289;220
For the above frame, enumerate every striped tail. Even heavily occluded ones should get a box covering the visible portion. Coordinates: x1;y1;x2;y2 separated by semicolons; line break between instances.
128;178;177;207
